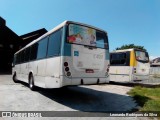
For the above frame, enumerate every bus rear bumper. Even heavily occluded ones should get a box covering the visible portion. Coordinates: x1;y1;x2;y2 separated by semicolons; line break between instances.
109;74;150;83
110;74;130;82
132;74;150;81
44;76;109;88
62;76;110;86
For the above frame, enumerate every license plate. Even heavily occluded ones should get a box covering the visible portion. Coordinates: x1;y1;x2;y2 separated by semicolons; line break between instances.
86;69;94;73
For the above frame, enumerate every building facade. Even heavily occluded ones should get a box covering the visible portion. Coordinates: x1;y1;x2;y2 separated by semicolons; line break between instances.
0;17;47;73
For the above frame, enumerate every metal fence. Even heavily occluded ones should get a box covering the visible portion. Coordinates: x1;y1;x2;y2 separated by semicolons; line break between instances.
150;67;160;77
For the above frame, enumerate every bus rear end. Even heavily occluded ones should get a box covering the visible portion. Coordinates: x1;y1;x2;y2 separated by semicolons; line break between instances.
132;50;150;81
61;22;109;86
109;49;150;83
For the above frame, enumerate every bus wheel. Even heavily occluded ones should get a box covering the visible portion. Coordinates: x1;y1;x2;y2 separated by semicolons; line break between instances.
29;74;36;91
13;73;18;83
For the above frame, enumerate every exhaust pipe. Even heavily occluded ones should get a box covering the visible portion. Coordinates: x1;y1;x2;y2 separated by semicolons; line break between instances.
97;78;100;84
81;79;83;85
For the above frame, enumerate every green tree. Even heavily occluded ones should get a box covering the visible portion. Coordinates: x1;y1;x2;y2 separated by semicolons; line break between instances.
116;44;146;51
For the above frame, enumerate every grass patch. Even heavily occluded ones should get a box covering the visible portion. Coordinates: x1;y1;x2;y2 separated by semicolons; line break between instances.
128;86;160;111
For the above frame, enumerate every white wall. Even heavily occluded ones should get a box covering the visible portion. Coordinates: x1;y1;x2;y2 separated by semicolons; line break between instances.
150;67;160;77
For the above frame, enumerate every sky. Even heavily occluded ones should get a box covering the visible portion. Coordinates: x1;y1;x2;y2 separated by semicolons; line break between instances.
0;0;160;59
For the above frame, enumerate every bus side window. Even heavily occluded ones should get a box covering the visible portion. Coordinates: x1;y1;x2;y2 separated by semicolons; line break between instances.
16;53;19;64
47;29;62;57
37;37;48;59
110;53;127;66
21;50;26;63
30;43;38;61
121;53;126;64
17;52;21;64
24;47;31;62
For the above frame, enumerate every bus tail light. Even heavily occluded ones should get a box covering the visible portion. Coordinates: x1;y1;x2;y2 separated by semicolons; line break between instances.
64;62;68;67
64;62;71;76
66;72;71;76
65;67;69;72
133;68;136;73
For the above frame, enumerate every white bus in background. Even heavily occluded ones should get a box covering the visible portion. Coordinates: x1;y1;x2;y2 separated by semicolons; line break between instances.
109;49;150;82
12;21;110;90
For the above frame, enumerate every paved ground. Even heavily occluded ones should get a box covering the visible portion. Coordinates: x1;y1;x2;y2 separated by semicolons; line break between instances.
0;75;137;111
0;75;157;120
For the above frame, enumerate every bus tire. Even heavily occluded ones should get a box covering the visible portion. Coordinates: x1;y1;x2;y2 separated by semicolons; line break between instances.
13;73;18;83
29;74;36;91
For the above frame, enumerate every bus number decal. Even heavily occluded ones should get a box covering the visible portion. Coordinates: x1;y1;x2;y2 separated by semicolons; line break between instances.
93;54;103;59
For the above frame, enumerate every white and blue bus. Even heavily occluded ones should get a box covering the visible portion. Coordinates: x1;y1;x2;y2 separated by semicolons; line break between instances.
12;21;110;90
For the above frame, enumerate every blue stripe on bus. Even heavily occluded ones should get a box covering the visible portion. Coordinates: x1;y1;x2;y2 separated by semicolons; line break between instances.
61;25;71;56
63;43;71;56
106;50;109;60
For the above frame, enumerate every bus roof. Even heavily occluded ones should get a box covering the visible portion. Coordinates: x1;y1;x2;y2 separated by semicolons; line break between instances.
15;20;107;54
110;48;146;53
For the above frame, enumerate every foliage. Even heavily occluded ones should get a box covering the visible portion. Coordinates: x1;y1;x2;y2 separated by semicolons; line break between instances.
128;86;160;111
116;44;146;51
